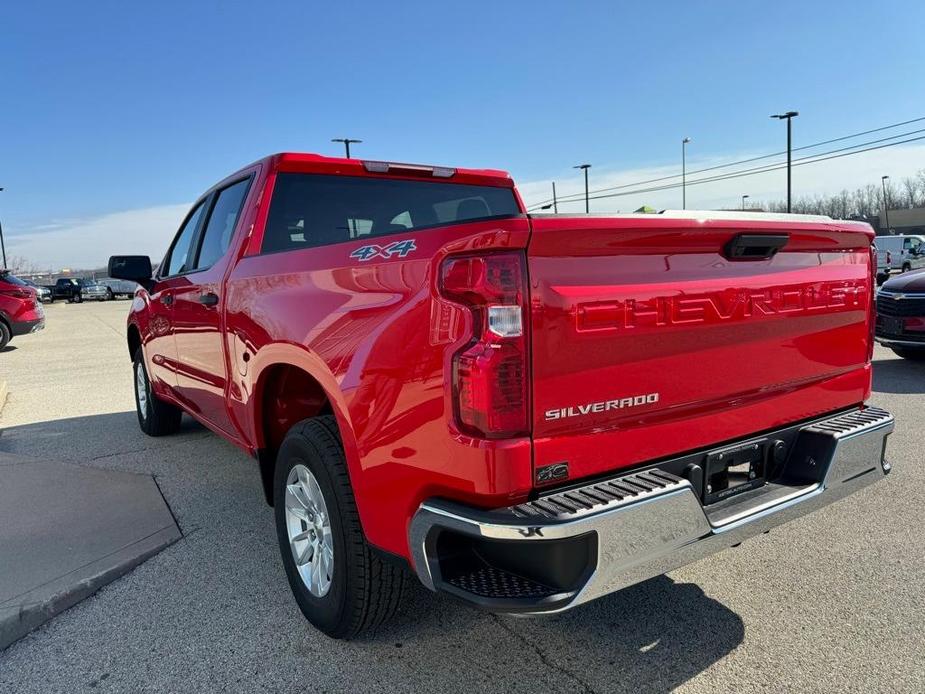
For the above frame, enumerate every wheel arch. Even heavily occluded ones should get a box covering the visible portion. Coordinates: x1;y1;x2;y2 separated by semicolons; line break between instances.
249;350;362;513
127;322;142;361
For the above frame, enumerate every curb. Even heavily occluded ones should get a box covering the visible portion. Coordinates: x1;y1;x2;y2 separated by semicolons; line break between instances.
0;455;183;651
0;526;180;650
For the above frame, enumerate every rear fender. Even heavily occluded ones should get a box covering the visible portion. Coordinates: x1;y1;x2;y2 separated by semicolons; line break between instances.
245;344;366;519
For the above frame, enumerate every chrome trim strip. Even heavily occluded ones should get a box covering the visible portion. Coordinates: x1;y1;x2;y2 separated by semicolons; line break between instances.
408;407;894;614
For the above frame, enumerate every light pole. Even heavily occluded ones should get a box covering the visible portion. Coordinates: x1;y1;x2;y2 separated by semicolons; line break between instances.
682;137;691;209
770;111;799;212
540;182;560;212
742;194;750;211
574;164;591;213
0;187;6;269
331;138;362;158
881;175;892;233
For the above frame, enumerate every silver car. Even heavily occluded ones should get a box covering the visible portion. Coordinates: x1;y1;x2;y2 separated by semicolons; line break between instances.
80;282;110;302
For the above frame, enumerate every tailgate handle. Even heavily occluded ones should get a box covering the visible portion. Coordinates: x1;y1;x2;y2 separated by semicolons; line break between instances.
724;233;789;260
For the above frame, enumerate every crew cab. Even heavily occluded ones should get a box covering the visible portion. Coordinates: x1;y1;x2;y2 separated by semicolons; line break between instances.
0;269;45;350
109;153;893;638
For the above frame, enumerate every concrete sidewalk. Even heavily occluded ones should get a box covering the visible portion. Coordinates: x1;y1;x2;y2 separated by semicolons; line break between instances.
0;452;181;649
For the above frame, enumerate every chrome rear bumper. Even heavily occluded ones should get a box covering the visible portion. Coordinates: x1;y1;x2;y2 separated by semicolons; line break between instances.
409;407;894;614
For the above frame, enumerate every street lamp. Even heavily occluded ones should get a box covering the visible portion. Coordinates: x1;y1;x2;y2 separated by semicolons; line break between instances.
0;187;6;269
682;137;691;210
742;194;750;211
881;175;892;233
574;164;591;213
770;111;799;212
331;138;362;158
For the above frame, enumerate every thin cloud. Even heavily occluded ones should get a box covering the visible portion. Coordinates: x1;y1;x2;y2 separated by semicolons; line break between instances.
7;203;190;270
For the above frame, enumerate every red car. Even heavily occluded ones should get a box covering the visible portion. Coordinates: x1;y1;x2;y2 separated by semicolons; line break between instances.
109;153;893;638
0;269;45;350
875;268;925;360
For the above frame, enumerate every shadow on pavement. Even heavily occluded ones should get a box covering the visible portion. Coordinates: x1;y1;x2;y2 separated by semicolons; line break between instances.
0;411;743;693
872;357;925;394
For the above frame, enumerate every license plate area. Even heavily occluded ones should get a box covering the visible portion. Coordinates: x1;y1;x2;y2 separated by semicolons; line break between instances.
881;316;903;335
704;440;767;504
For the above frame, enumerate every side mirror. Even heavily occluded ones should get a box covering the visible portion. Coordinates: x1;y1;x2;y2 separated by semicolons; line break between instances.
108;255;153;290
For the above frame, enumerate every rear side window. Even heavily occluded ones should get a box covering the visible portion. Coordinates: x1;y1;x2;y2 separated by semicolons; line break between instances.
164;201;206;277
261;174;520;254
196;178;251;270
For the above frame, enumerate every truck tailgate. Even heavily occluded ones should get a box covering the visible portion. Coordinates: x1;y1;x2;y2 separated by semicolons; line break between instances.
527;214;875;485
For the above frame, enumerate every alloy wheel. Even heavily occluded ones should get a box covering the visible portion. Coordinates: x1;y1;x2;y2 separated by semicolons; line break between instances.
285;463;334;597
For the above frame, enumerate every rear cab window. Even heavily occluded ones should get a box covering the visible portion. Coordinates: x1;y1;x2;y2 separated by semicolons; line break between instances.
261;174;521;254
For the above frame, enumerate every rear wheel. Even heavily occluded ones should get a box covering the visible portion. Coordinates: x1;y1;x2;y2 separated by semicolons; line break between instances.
274;416;406;639
106;288;114;301
133;349;182;435
892;347;925;361
902;263;911;273
0;322;10;350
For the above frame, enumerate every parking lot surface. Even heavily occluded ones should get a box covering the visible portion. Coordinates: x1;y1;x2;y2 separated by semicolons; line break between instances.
0;300;923;693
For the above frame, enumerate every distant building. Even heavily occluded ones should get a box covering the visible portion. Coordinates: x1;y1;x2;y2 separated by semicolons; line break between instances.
876;207;925;236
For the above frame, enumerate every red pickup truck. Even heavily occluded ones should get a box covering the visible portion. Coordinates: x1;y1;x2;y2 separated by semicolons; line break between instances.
109;153;894;638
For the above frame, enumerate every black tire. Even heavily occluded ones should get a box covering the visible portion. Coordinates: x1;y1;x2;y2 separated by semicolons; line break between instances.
74;292;82;303
274;416;406;639
902;263;911;273
892;347;925;361
106;289;114;301
0;321;10;350
133;348;182;436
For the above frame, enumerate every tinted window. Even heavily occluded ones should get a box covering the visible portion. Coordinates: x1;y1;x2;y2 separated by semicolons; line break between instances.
164;202;206;276
262;174;520;254
196;179;251;270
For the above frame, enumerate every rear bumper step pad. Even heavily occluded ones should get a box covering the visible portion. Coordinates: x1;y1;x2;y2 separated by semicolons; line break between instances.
408;407;894;614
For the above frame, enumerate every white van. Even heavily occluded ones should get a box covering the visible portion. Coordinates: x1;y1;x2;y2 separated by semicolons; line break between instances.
874;234;925;272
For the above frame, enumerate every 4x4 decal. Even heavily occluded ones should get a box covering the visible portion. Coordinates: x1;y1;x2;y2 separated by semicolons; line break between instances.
350;239;417;262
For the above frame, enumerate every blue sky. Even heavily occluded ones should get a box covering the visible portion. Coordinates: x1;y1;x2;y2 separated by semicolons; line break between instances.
3;0;925;267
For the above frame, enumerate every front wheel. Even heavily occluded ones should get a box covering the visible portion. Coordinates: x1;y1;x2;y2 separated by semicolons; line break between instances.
0;322;10;350
133;349;182;435
74;293;82;303
274;416;406;639
892;347;925;361
902;263;912;273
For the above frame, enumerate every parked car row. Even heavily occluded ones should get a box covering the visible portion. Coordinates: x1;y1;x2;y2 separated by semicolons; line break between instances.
19;277;138;303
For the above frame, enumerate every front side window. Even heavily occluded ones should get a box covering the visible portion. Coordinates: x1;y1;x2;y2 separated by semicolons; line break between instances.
196;179;251;270
262;174;520;254
164;202;206;277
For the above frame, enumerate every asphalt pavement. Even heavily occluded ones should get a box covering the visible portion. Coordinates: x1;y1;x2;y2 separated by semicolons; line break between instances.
0;300;923;693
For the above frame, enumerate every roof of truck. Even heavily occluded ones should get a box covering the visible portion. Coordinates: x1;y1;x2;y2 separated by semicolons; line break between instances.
231;152;516;189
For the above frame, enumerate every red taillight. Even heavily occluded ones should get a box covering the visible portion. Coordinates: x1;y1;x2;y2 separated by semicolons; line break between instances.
0;288;31;299
440;253;529;438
